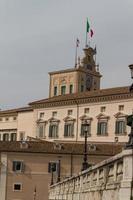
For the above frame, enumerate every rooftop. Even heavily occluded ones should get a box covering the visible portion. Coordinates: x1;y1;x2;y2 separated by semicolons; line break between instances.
29;86;131;106
0;141;124;156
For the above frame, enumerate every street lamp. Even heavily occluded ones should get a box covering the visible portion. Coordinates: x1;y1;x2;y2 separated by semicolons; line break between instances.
33;187;36;200
126;64;133;149
57;160;61;183
81;120;91;171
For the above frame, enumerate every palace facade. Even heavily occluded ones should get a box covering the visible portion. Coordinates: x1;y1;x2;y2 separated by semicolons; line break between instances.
0;46;132;143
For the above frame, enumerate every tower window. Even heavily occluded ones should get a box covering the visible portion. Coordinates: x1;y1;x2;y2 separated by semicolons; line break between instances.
69;84;73;94
61;86;66;95
54;86;58;96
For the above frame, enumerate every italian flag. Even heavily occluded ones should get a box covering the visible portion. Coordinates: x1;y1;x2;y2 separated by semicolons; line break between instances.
86;19;94;38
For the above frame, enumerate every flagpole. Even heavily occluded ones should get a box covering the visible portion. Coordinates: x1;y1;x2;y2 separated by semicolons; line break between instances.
85;18;87;47
75;40;78;68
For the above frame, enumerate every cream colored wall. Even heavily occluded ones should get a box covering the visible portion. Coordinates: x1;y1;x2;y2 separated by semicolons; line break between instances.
17;111;34;140
77;99;132;143
34;105;78;141
0;117;17;130
34;98;133;143
49;71;78;97
0;98;132;143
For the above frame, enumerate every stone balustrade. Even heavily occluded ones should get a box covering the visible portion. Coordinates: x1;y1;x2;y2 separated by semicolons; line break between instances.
49;149;133;200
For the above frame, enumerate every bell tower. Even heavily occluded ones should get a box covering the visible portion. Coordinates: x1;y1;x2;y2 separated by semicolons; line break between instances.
77;46;102;91
49;46;102;98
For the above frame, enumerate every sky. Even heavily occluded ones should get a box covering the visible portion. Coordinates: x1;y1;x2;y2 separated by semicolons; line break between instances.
0;0;133;109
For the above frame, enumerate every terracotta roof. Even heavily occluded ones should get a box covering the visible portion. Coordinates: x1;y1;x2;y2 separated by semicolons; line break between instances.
29;86;132;107
0;106;33;116
0;141;124;156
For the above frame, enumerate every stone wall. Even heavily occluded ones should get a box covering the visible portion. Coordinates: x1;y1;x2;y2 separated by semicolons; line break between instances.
49;149;133;200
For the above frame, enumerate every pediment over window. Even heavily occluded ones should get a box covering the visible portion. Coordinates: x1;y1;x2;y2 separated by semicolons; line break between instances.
63;116;76;122
96;113;110;120
114;112;128;118
48;117;60;123
36;119;47;124
79;114;93;121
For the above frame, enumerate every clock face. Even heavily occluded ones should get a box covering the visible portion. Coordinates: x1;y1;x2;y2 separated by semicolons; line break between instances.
86;64;92;70
86;76;93;90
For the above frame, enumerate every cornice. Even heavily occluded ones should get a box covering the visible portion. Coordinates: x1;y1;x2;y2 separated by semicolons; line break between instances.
32;92;133;109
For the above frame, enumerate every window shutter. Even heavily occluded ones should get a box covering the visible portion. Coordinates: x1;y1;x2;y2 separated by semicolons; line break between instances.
64;124;67;136
97;122;100;135
71;123;74;136
21;162;25;172
12;161;16;171
123;121;126;133
49;125;52;137
48;162;51;173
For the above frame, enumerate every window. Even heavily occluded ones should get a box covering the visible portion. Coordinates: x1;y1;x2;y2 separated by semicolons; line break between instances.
81;85;84;92
119;105;124;111
49;124;58;138
52;111;57;117
80;123;91;137
11;133;17;141
101;106;106;112
97;121;107;135
68;110;73;115
19;132;25;141
39;112;44;119
84;108;90;114
3;133;9;141
13;183;22;191
61;86;66;95
0;118;3;122
48;162;57;173
13;117;17;121
69;84;73;94
5;117;9;121
12;161;24;172
115;120;126;134
38;123;45;138
54;86;58;96
64;123;74;137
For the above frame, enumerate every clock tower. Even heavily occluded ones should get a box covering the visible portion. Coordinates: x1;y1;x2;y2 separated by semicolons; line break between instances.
78;46;102;91
49;46;102;97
